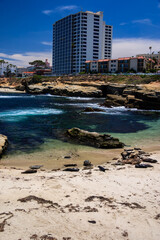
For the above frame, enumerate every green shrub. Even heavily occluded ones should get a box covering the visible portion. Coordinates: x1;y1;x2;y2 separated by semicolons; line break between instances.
31;75;43;84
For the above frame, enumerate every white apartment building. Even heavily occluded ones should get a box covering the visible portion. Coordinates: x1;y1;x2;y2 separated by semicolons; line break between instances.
53;11;113;74
86;56;154;73
0;61;17;76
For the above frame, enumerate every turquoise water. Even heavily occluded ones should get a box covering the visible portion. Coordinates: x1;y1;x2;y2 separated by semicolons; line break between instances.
0;92;160;154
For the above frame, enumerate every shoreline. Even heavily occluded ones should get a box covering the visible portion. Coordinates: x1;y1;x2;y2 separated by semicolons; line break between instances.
0;87;25;93
0;140;160;170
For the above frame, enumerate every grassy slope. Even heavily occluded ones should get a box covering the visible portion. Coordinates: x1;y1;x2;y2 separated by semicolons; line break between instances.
0;74;160;87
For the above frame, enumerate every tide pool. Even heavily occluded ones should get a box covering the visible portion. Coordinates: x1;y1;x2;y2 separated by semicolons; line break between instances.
0;92;160;155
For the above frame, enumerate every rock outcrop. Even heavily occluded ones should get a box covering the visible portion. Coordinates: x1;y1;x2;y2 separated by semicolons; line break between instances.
0;134;8;158
113;148;158;166
24;83;102;98
66;128;124;149
83;107;105;112
21;78;160;110
102;84;160;110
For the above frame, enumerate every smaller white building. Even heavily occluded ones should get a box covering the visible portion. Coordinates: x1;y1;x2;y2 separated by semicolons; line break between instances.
108;59;118;73
0;61;17;76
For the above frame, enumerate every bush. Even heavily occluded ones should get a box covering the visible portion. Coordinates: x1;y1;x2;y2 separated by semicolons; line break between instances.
31;75;43;84
79;72;85;75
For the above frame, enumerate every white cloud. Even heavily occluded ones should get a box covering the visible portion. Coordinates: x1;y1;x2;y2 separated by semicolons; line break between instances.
119;22;128;26
42;10;53;15
1;38;159;67
112;38;160;58
0;52;52;67
42;5;79;15
55;5;78;11
132;18;152;25
41;41;52;46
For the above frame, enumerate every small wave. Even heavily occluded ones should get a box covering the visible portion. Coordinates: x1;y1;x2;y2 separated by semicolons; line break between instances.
0;108;63;118
0;95;35;99
64;96;95;100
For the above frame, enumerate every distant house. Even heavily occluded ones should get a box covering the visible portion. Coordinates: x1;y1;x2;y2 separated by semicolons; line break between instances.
22;72;35;77
136;52;160;65
35;69;52;75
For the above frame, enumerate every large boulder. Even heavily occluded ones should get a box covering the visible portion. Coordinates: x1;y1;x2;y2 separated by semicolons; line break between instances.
0;134;8;158
102;86;160;110
101;84;126;96
66;128;124;149
103;94;126;107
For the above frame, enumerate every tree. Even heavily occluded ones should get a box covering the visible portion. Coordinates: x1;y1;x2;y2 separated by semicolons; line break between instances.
0;59;5;63
29;60;46;69
4;65;12;78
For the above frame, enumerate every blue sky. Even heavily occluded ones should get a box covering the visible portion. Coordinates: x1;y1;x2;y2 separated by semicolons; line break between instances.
0;0;160;66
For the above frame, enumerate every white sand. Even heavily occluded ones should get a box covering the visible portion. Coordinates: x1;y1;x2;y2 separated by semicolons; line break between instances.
0;151;160;240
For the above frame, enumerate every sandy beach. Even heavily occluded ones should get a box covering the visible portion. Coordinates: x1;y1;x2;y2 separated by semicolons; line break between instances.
0;150;160;240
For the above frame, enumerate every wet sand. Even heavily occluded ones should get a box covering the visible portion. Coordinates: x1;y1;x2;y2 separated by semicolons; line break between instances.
1;141;122;170
1;137;159;170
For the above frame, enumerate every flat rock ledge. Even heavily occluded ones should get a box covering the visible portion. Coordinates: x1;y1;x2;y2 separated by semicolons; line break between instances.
0;134;8;158
66;128;124;149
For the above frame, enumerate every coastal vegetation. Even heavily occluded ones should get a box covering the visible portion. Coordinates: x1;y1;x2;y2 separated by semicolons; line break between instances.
1;74;160;90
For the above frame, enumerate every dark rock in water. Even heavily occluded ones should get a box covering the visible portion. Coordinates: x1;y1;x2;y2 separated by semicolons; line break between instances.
142;158;157;163
64;164;77;167
29;165;43;169
83;107;104;112
102;94;126;108
83;160;92;166
66;128;124;149
63;168;79;172
88;220;96;224
21;169;37;174
98;166;106;172
135;164;153;168
64;156;71;159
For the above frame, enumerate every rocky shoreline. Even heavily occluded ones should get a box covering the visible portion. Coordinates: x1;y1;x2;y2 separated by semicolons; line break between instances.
0;76;160;110
20;81;160;110
102;83;160;110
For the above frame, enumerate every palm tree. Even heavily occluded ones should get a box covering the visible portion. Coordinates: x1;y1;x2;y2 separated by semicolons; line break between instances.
149;46;152;55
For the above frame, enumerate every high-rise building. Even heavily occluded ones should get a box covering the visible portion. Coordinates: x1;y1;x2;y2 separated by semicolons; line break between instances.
52;11;113;74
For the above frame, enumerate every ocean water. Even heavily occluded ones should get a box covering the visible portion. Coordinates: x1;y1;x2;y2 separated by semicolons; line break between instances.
0;92;160;155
